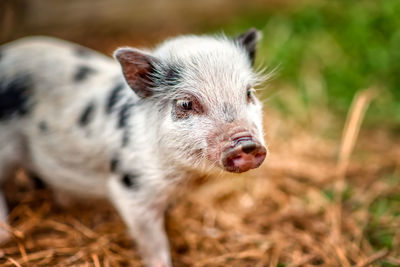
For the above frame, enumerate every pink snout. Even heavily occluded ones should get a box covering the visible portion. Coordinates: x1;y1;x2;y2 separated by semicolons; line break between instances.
221;136;267;173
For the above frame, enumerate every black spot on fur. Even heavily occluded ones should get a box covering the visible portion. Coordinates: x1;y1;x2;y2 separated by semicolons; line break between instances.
150;63;182;88
106;83;124;114
74;47;91;58
121;130;130;147
121;173;138;188
163;64;182;87
38;121;48;133
74;65;96;82
235;28;259;65
0;74;33;120
79;101;96;126
110;156;119;172
118;101;134;128
222;102;236;123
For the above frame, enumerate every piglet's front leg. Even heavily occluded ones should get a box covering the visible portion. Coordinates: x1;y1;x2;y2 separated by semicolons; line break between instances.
108;175;172;267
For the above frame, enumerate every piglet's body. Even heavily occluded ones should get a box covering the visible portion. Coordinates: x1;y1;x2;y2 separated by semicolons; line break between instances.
0;30;267;266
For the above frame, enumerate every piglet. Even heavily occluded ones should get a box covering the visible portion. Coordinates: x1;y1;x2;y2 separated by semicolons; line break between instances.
0;29;267;266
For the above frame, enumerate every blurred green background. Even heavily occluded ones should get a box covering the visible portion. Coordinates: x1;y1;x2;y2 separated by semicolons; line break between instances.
1;0;399;127
221;0;400;127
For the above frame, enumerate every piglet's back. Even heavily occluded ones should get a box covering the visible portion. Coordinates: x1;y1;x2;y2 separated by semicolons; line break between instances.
0;37;119;98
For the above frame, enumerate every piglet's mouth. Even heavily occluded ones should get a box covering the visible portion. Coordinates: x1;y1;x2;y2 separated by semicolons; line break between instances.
220;135;267;173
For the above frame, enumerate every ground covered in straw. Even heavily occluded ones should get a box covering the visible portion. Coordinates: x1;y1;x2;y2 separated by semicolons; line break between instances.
1;104;400;266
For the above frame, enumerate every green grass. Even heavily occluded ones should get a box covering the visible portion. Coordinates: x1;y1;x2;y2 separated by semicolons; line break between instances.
368;199;397;249
366;174;400;253
215;0;400;126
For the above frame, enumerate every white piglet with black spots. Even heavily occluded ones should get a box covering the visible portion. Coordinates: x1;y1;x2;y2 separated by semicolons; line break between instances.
0;29;267;266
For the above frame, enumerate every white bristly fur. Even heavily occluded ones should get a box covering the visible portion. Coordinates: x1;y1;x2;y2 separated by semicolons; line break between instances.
0;31;267;266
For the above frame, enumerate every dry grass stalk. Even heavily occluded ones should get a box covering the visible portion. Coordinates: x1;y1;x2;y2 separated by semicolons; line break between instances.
329;88;377;267
336;88;377;181
354;249;389;267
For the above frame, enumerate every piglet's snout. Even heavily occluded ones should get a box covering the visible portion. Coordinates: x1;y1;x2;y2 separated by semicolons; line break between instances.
221;135;267;173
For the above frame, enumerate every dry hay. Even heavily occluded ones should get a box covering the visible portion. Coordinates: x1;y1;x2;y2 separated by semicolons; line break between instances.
1;95;400;266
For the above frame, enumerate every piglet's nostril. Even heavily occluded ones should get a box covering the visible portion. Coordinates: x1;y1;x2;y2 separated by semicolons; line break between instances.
241;143;257;154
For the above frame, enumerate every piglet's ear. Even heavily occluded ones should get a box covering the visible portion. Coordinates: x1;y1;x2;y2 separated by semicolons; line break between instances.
114;48;159;98
235;28;261;66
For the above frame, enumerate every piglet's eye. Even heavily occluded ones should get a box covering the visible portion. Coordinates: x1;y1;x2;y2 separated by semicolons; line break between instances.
247;90;252;98
173;97;203;120
177;100;193;111
246;87;255;102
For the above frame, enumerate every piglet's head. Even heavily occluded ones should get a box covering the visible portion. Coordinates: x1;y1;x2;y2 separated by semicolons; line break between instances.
114;29;267;173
